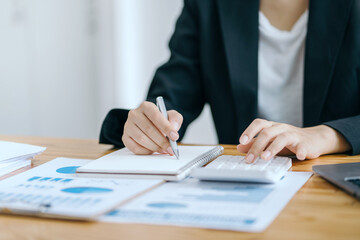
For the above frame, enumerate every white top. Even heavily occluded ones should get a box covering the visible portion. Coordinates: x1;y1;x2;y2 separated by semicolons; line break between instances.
257;10;308;127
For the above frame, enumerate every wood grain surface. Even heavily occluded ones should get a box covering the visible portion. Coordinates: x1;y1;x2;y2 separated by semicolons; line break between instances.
0;135;359;240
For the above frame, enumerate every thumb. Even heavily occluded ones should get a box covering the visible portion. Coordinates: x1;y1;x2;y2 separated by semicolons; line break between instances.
167;110;183;131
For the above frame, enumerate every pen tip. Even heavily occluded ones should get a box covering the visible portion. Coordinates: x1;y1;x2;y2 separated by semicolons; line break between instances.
175;150;180;160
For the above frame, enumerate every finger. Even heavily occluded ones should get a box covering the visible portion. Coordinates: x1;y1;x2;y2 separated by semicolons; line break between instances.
236;138;255;153
239;118;273;145
131;112;171;152
262;133;297;160
167;110;183;131
296;143;307;160
141;102;179;141
277;148;294;156
125;121;163;153
245;125;286;162
122;134;153;155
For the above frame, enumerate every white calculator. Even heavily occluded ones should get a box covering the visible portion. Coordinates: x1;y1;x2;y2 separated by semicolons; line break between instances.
191;155;292;183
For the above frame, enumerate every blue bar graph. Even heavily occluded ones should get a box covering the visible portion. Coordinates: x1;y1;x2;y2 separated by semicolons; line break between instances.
50;178;63;182
61;179;73;183
39;177;52;182
26;176;74;183
27;176;41;182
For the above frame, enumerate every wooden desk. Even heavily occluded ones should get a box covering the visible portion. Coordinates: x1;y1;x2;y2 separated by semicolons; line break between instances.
0;135;359;240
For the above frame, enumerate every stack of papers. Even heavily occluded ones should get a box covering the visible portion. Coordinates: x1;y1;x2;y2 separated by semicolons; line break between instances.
0;141;46;177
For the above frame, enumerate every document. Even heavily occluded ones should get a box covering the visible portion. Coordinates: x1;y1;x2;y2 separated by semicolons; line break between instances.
0;141;46;177
0;158;162;220
102;172;312;232
0;141;45;162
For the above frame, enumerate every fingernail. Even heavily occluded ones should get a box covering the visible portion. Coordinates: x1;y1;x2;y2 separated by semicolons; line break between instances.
171;121;180;131
245;153;254;163
262;150;271;160
297;152;305;160
170;131;179;141
240;135;249;145
167;147;174;155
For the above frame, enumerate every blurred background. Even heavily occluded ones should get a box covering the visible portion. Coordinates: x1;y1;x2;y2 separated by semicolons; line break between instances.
0;0;217;144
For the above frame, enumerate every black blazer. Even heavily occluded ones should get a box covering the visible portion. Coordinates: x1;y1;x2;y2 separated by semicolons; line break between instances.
100;0;360;155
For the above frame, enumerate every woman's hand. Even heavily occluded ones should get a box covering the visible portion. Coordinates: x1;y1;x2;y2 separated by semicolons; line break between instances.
237;119;351;163
122;101;183;155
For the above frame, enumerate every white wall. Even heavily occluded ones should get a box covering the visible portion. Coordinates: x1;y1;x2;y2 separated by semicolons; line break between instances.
0;0;217;144
0;0;98;139
112;0;218;144
113;0;183;109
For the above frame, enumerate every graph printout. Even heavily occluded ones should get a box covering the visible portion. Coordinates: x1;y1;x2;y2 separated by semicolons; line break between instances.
0;158;162;219
102;172;312;232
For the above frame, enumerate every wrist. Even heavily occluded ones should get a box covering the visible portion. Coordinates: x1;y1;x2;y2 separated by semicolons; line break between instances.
313;125;351;155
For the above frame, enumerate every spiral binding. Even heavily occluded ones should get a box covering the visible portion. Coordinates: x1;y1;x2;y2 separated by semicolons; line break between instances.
178;146;224;173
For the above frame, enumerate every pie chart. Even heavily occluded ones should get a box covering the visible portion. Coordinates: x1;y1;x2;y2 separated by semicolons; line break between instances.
56;166;80;174
147;202;187;209
61;187;113;194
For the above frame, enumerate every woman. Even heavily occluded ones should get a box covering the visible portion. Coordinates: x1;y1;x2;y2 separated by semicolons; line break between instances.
100;0;360;163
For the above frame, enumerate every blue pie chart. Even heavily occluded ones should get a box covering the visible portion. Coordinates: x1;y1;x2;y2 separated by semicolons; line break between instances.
147;202;187;209
61;187;113;194
56;166;80;174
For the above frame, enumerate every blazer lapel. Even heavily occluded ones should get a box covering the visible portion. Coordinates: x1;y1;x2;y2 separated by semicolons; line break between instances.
303;0;354;126
217;0;353;128
217;0;260;134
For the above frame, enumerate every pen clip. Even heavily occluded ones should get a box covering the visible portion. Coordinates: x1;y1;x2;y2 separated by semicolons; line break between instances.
156;96;168;119
0;199;52;215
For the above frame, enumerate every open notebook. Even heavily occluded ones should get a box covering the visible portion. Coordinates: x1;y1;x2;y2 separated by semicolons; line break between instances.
77;146;224;181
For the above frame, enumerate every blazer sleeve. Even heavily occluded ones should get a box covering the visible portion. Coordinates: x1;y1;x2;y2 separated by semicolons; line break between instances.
146;0;205;139
99;109;129;148
100;0;204;146
324;67;360;155
324;115;360;155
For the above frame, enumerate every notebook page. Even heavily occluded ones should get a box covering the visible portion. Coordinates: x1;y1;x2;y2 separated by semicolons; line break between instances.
77;146;217;175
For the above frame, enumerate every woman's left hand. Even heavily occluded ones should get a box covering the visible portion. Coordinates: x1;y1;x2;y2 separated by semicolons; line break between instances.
237;119;351;163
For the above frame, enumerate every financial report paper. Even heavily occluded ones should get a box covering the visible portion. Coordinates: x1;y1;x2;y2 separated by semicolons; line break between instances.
102;171;312;232
0;158;162;219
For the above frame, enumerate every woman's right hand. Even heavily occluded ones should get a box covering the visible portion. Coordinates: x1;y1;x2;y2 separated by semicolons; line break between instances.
122;101;183;155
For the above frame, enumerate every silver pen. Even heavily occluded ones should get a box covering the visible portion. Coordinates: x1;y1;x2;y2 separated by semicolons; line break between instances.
156;96;180;159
